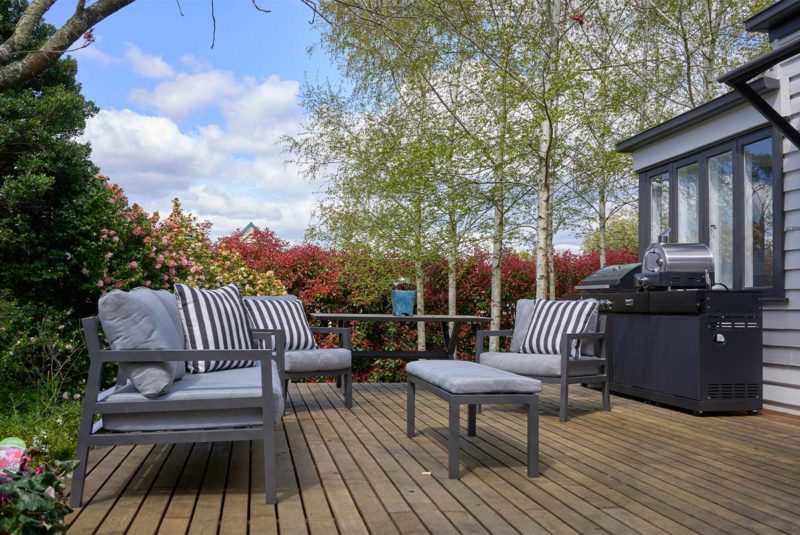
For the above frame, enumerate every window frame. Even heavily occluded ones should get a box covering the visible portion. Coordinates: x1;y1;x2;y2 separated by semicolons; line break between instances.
638;126;784;297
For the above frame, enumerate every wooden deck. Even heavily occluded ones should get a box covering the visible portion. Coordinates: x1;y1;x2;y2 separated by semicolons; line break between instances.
66;383;800;534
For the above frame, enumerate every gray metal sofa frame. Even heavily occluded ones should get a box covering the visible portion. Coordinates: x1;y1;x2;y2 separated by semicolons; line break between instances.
70;317;286;508
253;325;354;409
476;331;610;422
406;374;539;479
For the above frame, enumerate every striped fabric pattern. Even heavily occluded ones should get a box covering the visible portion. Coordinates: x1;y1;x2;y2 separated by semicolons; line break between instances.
174;283;255;374
244;298;317;351
520;299;598;357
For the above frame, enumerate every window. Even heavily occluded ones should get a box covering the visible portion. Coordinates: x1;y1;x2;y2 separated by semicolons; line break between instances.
743;138;774;288
650;172;669;240
677;162;700;242
708;151;734;289
640;127;782;294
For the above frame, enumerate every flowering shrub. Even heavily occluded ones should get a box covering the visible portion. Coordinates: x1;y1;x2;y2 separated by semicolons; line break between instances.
0;458;77;534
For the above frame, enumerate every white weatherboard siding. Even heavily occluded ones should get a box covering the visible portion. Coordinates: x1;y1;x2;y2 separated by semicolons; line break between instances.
762;46;800;414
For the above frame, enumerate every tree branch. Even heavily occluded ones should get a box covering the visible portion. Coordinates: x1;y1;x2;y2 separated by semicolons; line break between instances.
0;0;57;62
0;0;136;91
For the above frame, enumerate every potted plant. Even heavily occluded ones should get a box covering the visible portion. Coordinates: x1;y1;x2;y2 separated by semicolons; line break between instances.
391;278;416;316
0;437;78;534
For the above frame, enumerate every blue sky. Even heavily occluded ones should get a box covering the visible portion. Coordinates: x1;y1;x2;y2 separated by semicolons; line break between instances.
45;0;337;240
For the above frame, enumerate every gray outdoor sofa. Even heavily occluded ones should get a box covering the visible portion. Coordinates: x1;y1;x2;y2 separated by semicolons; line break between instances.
70;293;287;508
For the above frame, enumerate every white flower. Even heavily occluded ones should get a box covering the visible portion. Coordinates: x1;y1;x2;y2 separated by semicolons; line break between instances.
62;392;69;400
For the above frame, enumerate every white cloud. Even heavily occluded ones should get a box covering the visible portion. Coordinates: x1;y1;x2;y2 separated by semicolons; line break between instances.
82;68;315;240
129;70;240;118
180;54;213;72
125;44;175;79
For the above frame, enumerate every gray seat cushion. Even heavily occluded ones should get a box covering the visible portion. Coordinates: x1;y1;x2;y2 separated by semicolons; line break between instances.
479;352;604;378
285;348;351;373
99;287;185;398
406;360;541;394
101;362;284;431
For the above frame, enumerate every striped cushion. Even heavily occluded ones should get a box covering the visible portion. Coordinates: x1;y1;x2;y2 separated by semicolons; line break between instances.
174;283;255;374
520;299;598;357
244;297;317;351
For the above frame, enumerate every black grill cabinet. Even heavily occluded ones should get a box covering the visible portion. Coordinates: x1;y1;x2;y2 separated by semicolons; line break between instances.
567;289;763;413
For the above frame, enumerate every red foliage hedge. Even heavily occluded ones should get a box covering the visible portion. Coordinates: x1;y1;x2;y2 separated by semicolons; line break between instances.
222;229;638;380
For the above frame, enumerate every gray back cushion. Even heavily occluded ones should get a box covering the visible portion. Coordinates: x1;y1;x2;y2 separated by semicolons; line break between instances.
510;299;536;353
141;288;185;379
99;287;184;398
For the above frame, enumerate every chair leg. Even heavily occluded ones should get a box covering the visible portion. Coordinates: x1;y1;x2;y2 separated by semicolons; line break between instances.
68;442;89;508
448;401;461;479
559;376;569;422
602;376;611;412
528;396;540;477
263;422;277;504
344;371;353;408
407;381;416;437
283;379;289;402
336;375;342;388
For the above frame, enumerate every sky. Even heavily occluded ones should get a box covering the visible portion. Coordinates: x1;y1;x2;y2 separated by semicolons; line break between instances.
44;0;581;250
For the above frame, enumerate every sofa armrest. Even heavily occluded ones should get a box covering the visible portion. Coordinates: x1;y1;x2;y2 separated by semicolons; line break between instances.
310;326;352;350
475;329;514;362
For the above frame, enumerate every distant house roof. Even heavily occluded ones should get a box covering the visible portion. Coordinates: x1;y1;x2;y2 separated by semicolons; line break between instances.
745;0;800;40
241;222;256;234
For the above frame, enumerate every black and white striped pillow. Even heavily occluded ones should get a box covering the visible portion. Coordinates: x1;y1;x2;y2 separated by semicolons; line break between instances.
244;297;317;351
520;299;598;357
174;283;255;373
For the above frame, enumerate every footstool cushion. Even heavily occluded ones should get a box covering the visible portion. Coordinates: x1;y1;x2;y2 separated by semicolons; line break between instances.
406;360;542;394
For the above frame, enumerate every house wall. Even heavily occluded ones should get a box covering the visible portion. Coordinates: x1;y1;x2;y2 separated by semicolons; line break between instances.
763;50;800;415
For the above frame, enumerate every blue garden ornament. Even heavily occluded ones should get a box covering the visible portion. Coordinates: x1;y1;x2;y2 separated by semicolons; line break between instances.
391;290;416;316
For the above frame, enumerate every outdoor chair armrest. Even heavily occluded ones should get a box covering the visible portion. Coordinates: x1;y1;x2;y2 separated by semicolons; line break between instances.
310;326;352;350
475;329;514;361
92;348;276;364
560;332;607;371
252;329;286;379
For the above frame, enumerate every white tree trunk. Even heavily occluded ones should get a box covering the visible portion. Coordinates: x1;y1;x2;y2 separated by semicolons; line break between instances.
490;202;504;352
447;239;457;338
598;185;607;267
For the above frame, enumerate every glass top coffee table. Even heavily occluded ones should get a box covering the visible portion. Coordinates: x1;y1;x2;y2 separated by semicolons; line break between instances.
311;313;491;361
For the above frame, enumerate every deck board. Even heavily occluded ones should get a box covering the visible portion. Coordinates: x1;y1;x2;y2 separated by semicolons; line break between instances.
67;383;800;534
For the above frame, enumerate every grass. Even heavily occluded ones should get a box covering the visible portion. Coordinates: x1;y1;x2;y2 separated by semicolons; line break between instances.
0;387;82;465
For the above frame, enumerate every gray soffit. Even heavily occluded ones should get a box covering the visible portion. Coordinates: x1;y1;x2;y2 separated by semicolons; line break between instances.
746;0;800;40
615;78;773;153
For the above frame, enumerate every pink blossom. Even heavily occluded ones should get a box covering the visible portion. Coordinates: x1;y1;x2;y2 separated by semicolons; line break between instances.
157;255;165;263
130;261;138;269
181;259;188;266
169;267;176;276
190;265;198;273
162;237;169;245
162;274;169;281
144;280;152;287
106;252;113;259
133;227;143;236
19;454;30;472
155;263;162;269
114;281;123;288
104;276;111;285
34;466;44;475
100;229;109;235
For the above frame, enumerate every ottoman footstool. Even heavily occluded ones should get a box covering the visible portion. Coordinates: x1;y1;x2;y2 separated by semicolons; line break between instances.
406;360;542;479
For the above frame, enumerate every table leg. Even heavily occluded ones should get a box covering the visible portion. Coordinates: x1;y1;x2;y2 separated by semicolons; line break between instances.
528;396;540;477
467;404;477;437
448;401;460;479
406;380;416;437
445;322;463;359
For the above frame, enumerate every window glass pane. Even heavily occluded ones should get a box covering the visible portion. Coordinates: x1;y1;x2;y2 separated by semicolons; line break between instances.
677;162;699;242
744;138;774;287
708;152;734;288
650;172;669;242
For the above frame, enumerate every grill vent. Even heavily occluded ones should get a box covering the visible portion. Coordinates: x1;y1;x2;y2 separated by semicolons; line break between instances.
707;314;760;331
707;383;760;399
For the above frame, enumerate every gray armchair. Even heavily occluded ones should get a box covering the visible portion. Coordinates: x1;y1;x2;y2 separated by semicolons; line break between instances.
476;300;610;422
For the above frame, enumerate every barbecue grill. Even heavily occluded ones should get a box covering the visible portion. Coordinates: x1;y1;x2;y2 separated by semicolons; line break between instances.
567;243;763;414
